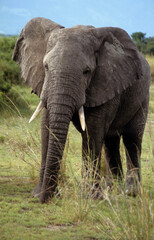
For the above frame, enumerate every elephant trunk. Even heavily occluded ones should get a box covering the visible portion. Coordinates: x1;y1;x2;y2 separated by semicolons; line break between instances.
40;104;72;203
40;75;81;203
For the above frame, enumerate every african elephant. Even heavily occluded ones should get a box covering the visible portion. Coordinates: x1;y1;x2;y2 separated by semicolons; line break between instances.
13;17;151;203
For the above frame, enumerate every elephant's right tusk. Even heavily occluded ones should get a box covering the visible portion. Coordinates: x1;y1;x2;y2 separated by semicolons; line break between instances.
29;101;44;123
78;106;86;131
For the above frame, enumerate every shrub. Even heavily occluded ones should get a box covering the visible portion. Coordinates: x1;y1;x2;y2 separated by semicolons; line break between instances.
0;36;23;94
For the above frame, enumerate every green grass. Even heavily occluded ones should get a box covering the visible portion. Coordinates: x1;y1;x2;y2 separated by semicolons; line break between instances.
0;85;154;240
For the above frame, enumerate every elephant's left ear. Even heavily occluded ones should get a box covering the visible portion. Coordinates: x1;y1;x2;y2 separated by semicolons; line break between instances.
85;27;142;107
12;17;63;97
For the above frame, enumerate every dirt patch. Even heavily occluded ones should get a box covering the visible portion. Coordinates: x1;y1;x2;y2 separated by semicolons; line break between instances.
47;224;73;231
0;176;15;183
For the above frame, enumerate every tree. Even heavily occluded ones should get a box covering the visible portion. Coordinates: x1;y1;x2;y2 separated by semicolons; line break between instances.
131;32;146;52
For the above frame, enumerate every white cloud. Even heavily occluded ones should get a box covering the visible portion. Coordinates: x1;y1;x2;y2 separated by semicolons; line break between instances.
2;6;31;17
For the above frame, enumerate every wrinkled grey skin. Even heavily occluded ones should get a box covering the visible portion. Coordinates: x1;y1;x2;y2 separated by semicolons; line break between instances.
13;17;151;203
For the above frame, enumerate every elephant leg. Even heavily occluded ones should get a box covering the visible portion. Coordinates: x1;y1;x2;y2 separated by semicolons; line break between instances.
123;134;141;196
32;108;49;197
104;135;123;185
122;105;148;196
82;136;102;182
82;131;103;199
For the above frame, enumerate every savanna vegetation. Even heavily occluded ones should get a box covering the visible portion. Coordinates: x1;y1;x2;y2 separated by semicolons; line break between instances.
131;32;154;55
0;35;153;240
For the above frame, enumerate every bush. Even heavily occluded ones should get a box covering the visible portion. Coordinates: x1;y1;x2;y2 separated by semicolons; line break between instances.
145;37;154;55
0;36;23;94
131;32;154;55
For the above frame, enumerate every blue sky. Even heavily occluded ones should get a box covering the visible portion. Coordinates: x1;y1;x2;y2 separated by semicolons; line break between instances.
0;0;154;37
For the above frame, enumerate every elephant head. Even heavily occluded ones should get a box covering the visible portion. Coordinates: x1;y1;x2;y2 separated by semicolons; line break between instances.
13;17;142;203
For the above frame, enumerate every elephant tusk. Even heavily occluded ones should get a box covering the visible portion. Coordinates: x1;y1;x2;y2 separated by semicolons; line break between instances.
29;101;45;123
78;106;86;131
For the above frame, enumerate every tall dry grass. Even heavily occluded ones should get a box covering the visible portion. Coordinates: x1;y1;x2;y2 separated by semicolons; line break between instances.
146;55;154;83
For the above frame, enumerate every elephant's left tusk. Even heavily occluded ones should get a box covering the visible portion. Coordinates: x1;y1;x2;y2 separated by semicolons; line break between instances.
29;101;45;123
78;106;86;131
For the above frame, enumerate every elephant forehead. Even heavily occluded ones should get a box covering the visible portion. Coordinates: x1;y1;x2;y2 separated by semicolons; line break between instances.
49;27;95;48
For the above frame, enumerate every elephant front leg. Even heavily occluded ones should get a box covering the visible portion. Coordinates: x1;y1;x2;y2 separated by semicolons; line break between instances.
32;108;49;198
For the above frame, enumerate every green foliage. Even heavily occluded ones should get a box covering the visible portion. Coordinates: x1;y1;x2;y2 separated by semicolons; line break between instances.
131;32;154;55
146;37;154;55
131;32;146;52
131;32;146;43
0;36;27;110
0;36;23;95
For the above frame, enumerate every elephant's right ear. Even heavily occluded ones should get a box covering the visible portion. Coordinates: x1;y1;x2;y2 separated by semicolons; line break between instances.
13;17;63;97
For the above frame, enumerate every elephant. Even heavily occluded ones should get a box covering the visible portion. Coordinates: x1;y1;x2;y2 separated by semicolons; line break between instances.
13;17;151;203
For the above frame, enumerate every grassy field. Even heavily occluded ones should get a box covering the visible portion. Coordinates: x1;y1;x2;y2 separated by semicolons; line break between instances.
0;58;154;239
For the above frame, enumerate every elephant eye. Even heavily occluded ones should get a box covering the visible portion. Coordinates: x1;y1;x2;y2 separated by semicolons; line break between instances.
83;68;91;75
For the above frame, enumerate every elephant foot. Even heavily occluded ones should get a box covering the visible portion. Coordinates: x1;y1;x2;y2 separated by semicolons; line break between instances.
125;170;140;197
90;177;113;200
40;191;53;203
32;182;42;198
39;187;60;203
102;176;125;195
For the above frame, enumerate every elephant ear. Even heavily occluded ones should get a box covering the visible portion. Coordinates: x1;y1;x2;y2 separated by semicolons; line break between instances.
85;27;142;107
13;17;63;97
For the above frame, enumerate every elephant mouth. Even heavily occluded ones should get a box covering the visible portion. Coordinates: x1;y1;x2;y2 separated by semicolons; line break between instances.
29;100;86;131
